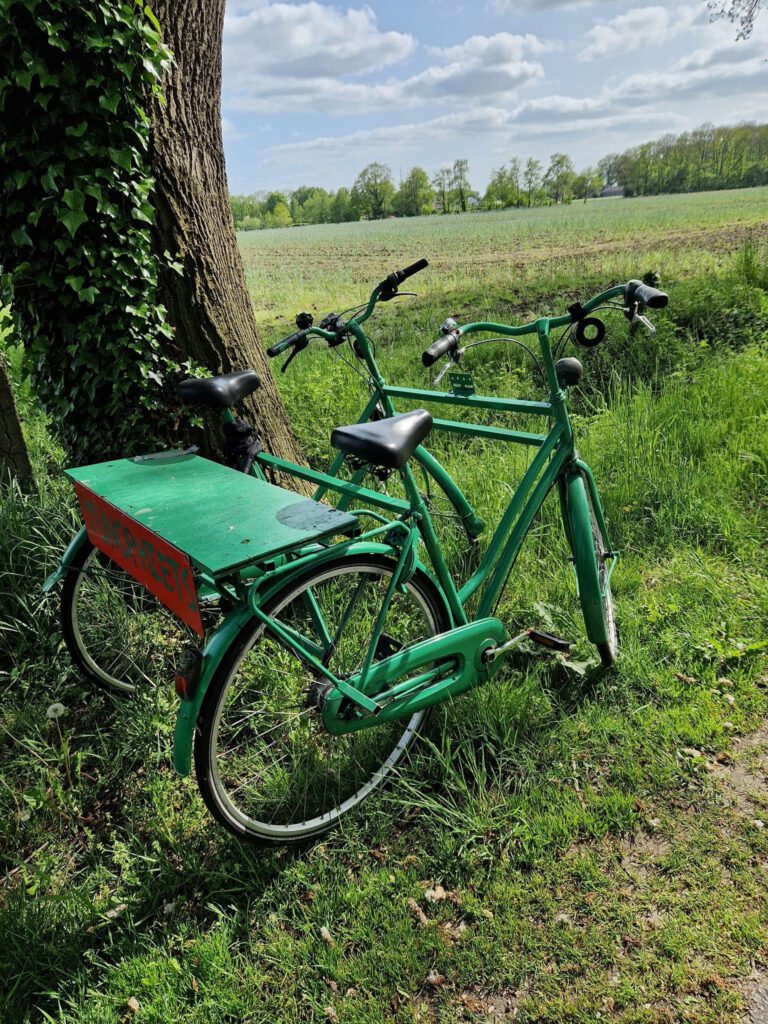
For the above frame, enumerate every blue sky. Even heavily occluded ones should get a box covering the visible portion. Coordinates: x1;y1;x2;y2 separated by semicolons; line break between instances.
221;0;768;194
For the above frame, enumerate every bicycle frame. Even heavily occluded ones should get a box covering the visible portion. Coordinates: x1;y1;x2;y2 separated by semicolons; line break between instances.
179;285;623;743
253;285;622;617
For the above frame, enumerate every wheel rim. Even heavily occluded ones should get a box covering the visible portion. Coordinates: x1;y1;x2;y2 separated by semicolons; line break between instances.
206;561;443;840
69;546;194;693
588;494;618;658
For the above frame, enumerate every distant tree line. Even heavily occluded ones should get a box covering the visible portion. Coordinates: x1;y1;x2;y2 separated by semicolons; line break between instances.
599;122;768;197
229;121;768;230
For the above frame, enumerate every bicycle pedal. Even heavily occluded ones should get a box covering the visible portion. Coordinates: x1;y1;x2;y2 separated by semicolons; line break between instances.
527;629;571;653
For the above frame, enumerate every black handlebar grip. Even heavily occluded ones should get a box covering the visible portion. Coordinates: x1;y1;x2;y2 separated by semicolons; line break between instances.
267;329;306;357
393;258;429;284
625;279;669;309
378;258;429;297
422;330;459;367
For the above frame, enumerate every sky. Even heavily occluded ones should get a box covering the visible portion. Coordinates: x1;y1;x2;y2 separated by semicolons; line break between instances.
221;0;768;194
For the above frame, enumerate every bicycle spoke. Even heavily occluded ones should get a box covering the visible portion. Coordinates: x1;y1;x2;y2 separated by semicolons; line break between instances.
204;560;442;837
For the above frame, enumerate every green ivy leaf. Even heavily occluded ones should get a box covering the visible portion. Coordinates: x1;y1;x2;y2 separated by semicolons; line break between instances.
59;208;88;237
65;121;88;138
64;275;85;292
108;146;134;171
143;4;162;34
131;203;154;224
40;166;59;192
99;92;120;114
11;227;33;247
63;188;85;211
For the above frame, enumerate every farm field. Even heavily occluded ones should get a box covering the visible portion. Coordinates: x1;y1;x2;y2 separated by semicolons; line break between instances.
2;188;768;1023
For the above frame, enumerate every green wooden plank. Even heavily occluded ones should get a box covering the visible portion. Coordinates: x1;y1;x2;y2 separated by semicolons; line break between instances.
65;453;357;576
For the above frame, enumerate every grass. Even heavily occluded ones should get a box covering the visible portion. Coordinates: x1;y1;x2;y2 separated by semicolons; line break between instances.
2;189;768;1023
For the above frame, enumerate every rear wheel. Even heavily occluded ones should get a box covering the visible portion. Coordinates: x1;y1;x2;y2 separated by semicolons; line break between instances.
564;473;618;668
61;538;199;693
194;554;450;844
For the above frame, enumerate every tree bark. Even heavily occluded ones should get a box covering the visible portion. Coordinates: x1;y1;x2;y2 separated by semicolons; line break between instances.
0;356;34;489
149;0;306;475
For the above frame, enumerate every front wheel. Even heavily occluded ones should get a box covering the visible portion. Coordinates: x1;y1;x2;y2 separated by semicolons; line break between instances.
562;473;618;668
194;554;451;844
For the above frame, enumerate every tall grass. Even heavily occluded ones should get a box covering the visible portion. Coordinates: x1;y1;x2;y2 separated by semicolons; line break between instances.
2;197;768;1023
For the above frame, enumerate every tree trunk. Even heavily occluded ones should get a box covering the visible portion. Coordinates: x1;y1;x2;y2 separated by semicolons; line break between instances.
149;0;306;475
0;356;34;489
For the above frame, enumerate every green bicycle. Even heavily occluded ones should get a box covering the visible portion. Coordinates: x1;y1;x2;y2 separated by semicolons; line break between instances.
46;260;668;842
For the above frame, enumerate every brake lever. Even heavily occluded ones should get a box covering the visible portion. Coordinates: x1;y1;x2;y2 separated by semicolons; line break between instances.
281;347;301;373
433;347;465;385
631;311;656;334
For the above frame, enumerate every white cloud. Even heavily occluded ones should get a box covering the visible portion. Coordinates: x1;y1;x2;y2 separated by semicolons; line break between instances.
224;23;546;114
224;2;416;82
578;4;702;61
671;26;767;71
614;55;768;101
431;31;550;62
265;104;687;163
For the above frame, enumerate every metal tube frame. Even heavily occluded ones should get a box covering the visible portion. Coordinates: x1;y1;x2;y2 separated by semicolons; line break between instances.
220;286;624;718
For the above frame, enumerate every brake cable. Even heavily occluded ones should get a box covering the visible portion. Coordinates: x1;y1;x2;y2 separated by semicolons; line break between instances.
331;343;375;389
459;336;545;382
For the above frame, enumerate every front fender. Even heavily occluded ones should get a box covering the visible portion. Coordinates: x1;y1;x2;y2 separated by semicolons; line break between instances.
42;526;88;593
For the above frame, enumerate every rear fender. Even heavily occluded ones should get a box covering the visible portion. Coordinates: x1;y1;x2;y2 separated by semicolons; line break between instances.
172;601;253;777
42;526;88;593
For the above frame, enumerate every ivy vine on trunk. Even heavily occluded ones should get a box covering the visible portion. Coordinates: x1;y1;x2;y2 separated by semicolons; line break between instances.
0;0;180;461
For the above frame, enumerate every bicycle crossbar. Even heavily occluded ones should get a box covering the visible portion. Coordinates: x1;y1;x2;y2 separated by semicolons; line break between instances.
257;452;410;515
381;386;552;416
431;418;546;446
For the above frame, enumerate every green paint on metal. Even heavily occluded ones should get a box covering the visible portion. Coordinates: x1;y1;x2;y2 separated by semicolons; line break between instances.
563;472;608;645
257;452;411;515
447;371;475;395
42;525;88;592
382;385;552;416
322;617;506;734
431;418;546;447
65;454;357;578
173;601;253;776
412;444;484;539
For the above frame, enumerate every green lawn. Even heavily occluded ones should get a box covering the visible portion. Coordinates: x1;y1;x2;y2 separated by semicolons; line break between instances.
2;189;768;1023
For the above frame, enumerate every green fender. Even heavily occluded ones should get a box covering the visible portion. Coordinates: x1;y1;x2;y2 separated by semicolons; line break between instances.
42;526;89;592
562;471;607;646
172;540;444;777
172;600;253;776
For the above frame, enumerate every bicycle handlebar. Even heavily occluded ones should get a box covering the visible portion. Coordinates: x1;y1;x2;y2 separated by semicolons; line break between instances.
266;329;308;358
624;279;669;309
422;330;460;367
422;278;670;366
376;258;429;300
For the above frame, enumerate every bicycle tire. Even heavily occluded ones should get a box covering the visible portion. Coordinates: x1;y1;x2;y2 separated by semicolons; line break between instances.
194;554;451;844
61;537;197;693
